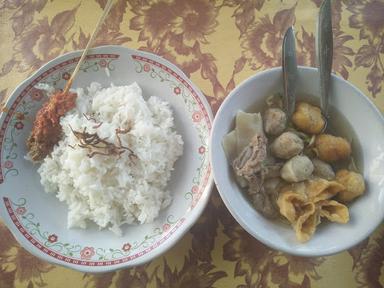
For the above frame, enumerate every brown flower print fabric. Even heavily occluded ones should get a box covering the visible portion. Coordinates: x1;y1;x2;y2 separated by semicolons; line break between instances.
347;0;384;97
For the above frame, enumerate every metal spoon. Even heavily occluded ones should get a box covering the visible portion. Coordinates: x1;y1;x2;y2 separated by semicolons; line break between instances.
317;0;333;122
282;26;298;120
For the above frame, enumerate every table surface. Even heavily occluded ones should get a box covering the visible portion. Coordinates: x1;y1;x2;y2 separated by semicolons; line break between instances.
1;1;383;287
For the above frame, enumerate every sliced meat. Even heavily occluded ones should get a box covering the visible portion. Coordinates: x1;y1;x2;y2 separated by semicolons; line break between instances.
232;133;268;180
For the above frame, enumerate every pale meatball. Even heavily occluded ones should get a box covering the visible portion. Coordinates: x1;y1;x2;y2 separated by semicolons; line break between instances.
315;134;351;163
336;169;365;202
292;102;325;134
264;108;287;136
270;132;304;159
281;155;314;182
312;158;335;180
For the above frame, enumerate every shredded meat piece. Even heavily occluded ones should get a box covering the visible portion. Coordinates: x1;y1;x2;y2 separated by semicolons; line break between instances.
26;91;77;161
232;133;280;219
232;133;268;180
69;126;136;160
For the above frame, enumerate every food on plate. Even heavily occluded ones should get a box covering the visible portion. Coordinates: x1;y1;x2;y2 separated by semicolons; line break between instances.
28;82;183;235
234;111;264;155
281;155;314;182
277;189;318;242
314;134;351;162
249;186;280;219
294;202;319;243
232;134;267;181
305;178;345;202
222;96;364;242
222;111;281;218
277;178;348;242
335;169;365;202
292;102;325;134
270;132;304;159
318;200;349;223
27;91;77;161
263;108;287;135
263;159;283;179
256;177;282;218
312;158;335;180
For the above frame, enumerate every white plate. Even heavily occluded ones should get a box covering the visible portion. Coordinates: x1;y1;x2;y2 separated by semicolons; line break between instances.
211;66;384;256
0;46;213;272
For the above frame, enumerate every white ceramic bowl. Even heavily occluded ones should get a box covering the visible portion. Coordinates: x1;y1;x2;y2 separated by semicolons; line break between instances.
0;46;213;272
211;66;384;256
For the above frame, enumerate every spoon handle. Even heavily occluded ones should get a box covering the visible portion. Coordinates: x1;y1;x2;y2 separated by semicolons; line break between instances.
317;0;333;118
282;26;298;120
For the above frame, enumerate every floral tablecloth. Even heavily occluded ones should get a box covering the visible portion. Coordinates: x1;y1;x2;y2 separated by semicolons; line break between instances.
0;1;383;287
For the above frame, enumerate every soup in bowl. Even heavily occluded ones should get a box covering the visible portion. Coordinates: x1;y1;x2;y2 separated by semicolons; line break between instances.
210;66;384;256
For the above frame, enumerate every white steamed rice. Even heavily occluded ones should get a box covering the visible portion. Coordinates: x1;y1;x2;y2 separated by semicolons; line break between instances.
38;82;183;235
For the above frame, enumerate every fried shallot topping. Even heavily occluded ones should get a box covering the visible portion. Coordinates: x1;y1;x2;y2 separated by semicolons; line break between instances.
83;113;103;129
69;126;136;160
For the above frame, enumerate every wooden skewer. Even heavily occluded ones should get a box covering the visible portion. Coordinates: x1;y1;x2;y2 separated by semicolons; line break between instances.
63;0;115;94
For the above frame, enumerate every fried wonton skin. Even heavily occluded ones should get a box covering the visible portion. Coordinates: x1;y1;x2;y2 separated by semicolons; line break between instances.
277;178;349;242
277;191;308;223
317;200;349;224
277;191;320;242
306;178;345;202
279;182;307;197
294;202;320;243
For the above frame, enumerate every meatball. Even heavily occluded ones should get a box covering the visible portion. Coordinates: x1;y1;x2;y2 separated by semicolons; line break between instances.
281;155;314;182
263;108;287;136
292;102;325;134
315;134;351;163
312;158;335;180
335;169;365;202
270;132;304;159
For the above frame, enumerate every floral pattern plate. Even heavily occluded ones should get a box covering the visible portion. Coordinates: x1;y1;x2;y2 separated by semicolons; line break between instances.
0;46;213;272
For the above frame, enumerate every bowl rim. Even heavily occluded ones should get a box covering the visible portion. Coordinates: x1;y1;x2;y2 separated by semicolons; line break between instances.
0;45;214;272
210;65;384;257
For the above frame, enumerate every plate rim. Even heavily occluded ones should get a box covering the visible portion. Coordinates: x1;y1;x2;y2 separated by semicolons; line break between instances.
0;45;214;272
